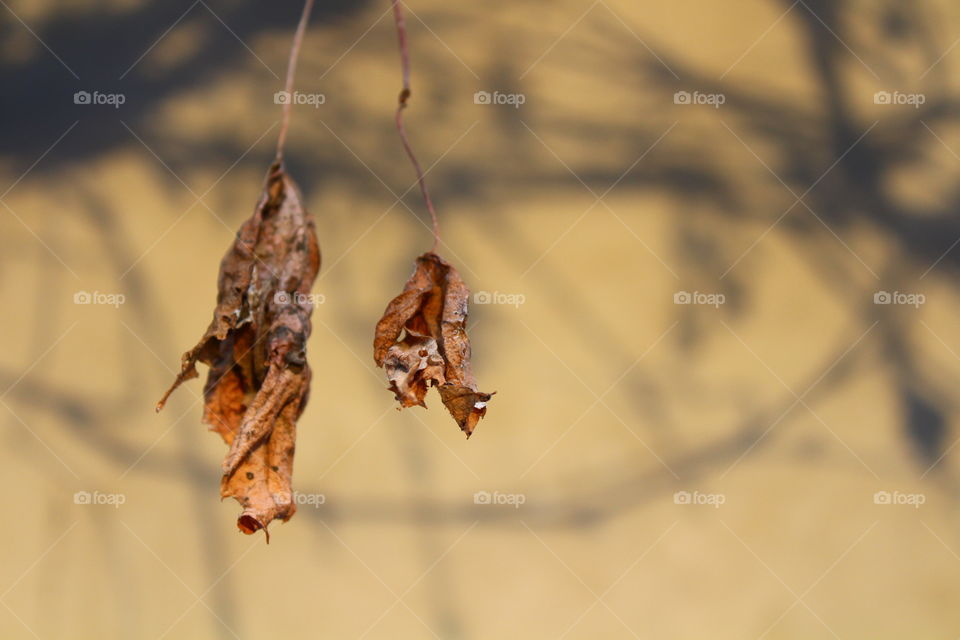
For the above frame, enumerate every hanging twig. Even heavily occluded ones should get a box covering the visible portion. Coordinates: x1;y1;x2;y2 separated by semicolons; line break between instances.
374;1;493;437
275;0;316;163
158;0;322;539
391;0;441;253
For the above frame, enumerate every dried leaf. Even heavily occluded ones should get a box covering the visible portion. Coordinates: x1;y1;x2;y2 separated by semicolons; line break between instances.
374;252;492;437
157;161;320;539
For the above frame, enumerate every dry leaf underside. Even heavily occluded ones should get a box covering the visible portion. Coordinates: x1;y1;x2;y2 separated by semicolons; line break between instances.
374;252;493;437
157;161;320;539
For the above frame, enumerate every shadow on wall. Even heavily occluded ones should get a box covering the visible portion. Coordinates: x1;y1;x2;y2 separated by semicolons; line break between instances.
0;0;371;171
2;0;960;635
2;0;959;528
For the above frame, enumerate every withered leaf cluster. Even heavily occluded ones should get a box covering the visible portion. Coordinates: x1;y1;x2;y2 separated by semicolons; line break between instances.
157;161;320;540
374;252;493;437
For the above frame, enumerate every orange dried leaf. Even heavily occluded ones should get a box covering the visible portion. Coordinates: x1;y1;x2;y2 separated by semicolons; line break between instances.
157;161;320;539
374;252;493;437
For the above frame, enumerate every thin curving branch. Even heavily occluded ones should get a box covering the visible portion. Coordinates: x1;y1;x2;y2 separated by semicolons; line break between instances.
391;0;441;252
275;0;316;163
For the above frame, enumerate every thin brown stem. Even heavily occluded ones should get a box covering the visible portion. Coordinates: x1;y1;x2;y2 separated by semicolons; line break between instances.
391;0;441;253
275;0;315;163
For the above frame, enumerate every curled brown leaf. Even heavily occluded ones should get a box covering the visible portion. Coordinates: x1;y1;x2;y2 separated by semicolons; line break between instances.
374;252;493;437
157;161;320;540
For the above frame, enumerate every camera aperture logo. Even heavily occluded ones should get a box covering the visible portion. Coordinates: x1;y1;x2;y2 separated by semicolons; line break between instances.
74;90;126;109
674;290;725;308
873;290;925;308
674;90;725;109
73;490;126;508
873;91;925;108
474;90;526;109
74;290;126;308
474;490;526;508
674;490;725;508
473;290;525;308
274;291;325;306
274;90;326;108
873;490;925;508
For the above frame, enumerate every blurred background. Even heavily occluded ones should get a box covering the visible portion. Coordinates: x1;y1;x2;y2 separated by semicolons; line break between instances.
2;0;960;637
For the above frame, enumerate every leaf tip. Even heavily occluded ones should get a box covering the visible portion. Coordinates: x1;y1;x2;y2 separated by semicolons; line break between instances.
237;514;264;537
155;391;172;413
